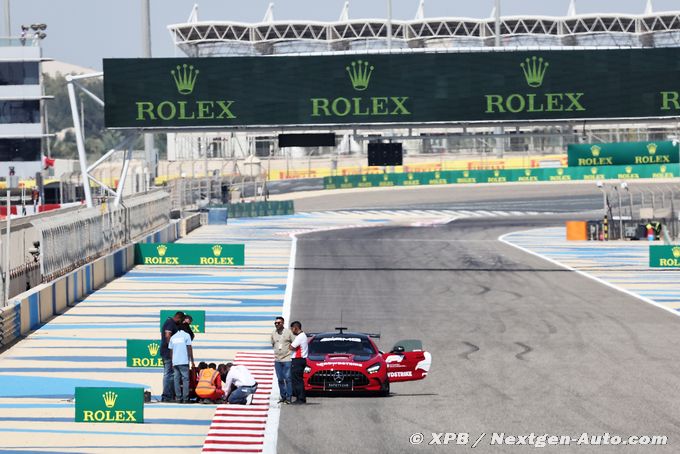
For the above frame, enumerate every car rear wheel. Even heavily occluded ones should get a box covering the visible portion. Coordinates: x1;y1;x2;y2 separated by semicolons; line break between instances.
379;379;390;397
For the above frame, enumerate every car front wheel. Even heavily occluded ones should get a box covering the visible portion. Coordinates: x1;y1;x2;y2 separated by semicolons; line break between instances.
379;379;390;397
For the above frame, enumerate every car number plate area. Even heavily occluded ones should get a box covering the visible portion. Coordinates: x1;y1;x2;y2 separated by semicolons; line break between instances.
324;382;353;390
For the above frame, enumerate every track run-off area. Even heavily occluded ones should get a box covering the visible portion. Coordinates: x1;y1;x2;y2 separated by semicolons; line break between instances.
1;182;680;453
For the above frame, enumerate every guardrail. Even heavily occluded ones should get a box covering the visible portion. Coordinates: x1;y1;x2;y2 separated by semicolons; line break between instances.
0;220;182;350
0;302;19;348
179;213;201;237
323;164;678;190
32;191;170;283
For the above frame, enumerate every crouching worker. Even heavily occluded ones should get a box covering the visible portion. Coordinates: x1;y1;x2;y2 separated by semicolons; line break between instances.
223;362;258;405
196;362;224;404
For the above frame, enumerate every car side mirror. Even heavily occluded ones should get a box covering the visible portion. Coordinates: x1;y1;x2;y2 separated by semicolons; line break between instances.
391;345;405;354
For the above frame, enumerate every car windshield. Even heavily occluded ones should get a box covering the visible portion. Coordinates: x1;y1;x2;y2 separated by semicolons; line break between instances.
308;334;376;361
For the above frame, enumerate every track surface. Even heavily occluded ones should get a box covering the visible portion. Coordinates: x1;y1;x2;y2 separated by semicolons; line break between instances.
289;183;604;212
279;214;680;453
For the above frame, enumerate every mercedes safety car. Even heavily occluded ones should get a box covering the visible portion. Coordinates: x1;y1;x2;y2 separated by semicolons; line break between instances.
303;328;432;395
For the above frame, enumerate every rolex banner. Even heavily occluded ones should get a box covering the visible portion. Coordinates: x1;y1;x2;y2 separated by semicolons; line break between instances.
160;310;206;333
649;245;680;268
568;141;679;167
126;340;163;367
324;164;679;189
106;49;680;128
134;243;245;266
75;387;144;423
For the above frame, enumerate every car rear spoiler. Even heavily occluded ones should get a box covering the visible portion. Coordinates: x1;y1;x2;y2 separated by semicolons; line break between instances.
305;330;381;339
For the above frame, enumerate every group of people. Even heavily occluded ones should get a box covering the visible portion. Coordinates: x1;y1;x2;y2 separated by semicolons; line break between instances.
271;317;308;405
160;311;258;404
159;311;309;405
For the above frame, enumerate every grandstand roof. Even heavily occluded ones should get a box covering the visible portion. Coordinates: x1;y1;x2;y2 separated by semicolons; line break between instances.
168;2;680;57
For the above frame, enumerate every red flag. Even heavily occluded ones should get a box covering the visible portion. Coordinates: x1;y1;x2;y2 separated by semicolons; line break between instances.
42;155;55;169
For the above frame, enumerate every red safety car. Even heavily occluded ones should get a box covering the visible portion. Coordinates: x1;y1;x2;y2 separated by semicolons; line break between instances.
303;328;432;396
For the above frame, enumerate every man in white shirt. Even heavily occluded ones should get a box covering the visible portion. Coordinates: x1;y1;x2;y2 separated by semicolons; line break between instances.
289;320;308;405
169;326;194;403
224;362;258;405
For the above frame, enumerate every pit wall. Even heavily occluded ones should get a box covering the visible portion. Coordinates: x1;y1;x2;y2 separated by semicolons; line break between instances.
323;164;678;189
0;214;201;349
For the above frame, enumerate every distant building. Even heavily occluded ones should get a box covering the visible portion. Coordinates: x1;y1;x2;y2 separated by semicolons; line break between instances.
0;41;48;181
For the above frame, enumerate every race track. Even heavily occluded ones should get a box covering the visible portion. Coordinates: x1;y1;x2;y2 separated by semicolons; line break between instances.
278;213;680;453
289;182;605;212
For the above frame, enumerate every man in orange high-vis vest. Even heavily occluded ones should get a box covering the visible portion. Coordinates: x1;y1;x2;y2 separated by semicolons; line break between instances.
196;363;224;403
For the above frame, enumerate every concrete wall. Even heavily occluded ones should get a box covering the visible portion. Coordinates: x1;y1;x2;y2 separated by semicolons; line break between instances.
0;215;200;349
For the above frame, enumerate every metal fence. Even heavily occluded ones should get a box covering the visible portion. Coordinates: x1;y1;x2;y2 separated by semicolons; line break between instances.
593;183;680;241
166;177;229;211
32;190;170;282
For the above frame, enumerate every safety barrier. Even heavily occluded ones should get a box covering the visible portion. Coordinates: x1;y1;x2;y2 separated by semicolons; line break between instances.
227;200;295;218
179;213;201;237
323;164;679;190
33;191;170;282
0;219;183;350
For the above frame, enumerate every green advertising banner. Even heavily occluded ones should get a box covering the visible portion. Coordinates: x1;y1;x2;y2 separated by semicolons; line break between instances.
105;49;680;128
75;387;144;423
649;245;680;268
160;310;206;334
323;164;679;190
135;243;245;266
126;339;163;368
568;141;679;167
227;200;295;218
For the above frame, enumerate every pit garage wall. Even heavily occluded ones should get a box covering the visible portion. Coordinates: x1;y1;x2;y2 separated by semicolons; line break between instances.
0;214;200;349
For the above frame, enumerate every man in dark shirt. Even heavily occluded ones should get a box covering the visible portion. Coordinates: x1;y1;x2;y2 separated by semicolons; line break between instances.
161;311;184;402
183;314;195;340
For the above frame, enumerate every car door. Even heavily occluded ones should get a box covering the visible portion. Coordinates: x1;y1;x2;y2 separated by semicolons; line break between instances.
381;339;432;382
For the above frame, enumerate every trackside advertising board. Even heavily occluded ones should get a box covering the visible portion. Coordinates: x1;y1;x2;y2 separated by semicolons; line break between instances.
160;310;206;333
135;243;245;266
568;141;679;167
75;387;144;423
126;340;163;367
105;49;680;128
649;246;680;268
323;164;678;190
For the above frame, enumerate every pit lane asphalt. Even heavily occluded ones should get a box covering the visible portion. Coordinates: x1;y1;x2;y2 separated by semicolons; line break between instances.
278;192;680;453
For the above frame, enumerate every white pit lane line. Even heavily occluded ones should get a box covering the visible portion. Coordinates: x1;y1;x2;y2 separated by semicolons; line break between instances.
263;236;297;454
498;228;680;318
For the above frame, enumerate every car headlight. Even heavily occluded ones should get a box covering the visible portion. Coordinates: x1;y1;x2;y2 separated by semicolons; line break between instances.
304;366;311;374
367;363;381;374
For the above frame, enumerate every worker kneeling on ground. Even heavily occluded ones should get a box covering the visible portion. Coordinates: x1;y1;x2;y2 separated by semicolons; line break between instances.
196;362;224;404
223;362;258;405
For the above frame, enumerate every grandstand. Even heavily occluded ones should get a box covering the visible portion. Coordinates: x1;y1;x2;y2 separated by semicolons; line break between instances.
168;1;680;57
163;1;680;168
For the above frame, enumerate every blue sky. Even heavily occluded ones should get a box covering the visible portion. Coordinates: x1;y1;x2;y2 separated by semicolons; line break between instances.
5;0;679;69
